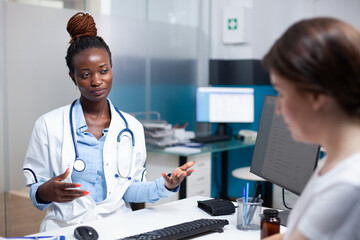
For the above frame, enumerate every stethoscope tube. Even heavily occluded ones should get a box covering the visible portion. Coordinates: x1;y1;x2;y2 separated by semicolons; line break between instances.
113;106;135;147
70;100;86;172
69;99;134;180
113;104;134;180
70;100;80;160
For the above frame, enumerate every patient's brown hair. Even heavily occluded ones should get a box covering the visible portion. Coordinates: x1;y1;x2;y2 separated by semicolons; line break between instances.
263;17;360;117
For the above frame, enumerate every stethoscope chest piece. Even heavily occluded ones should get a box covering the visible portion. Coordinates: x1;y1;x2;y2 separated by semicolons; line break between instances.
74;158;86;172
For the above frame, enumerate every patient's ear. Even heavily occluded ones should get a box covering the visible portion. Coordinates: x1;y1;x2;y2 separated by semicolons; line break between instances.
308;92;328;112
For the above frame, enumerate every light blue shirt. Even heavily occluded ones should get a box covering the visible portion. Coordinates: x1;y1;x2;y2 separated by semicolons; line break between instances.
71;99;108;202
30;99;178;210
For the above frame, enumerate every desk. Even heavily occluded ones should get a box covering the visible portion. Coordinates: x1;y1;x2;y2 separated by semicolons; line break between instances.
30;196;286;240
147;138;254;199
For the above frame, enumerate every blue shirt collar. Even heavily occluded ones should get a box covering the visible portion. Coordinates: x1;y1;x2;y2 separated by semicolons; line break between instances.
73;98;109;135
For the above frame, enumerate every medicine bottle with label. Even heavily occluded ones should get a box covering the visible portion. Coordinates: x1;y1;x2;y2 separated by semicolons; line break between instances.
261;209;280;239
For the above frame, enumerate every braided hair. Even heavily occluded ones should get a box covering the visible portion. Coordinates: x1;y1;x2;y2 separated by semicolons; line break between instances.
65;12;112;74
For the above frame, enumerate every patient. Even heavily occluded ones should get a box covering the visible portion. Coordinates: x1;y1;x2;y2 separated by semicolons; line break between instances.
262;17;360;240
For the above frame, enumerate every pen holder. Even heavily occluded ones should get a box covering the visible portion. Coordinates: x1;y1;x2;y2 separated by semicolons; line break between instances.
236;197;263;231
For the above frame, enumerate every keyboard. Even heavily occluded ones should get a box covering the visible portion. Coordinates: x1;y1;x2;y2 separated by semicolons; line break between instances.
191;135;231;143
119;218;229;240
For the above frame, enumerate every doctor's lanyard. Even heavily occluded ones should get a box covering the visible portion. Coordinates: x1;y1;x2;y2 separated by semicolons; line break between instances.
69;99;135;180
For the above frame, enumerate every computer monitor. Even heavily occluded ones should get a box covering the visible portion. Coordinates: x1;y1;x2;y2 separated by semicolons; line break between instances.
250;95;320;225
250;95;319;195
195;87;254;139
196;87;254;123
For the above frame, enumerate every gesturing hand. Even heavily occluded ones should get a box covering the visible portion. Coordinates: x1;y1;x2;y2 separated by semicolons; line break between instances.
37;168;89;203
162;161;196;190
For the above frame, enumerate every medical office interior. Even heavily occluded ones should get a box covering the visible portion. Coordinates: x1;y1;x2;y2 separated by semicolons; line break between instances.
0;0;360;237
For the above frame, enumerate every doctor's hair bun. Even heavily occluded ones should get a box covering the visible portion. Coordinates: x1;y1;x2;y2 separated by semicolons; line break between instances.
67;12;97;44
65;12;112;74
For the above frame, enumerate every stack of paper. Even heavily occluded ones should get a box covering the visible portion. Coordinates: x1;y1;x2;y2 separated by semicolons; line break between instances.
143;122;179;147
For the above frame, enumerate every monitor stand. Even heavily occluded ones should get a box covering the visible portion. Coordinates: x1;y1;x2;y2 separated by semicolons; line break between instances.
278;209;291;227
216;123;228;136
191;123;230;143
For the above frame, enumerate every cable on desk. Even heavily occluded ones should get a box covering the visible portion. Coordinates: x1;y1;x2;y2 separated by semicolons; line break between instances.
282;188;292;210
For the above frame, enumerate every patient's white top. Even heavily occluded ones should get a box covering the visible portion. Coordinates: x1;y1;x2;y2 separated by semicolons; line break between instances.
284;152;360;240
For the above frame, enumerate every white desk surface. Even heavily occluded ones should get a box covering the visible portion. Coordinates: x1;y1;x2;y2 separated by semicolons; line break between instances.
30;196;286;240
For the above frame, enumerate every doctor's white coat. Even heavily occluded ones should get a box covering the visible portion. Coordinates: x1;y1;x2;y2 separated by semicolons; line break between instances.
23;100;147;231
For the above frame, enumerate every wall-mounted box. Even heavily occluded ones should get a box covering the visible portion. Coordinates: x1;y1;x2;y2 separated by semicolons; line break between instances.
223;6;248;44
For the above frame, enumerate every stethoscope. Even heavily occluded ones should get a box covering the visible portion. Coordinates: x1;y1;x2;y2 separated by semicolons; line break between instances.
70;99;134;180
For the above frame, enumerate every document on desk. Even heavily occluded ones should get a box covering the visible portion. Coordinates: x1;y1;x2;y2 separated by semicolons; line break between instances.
164;146;201;155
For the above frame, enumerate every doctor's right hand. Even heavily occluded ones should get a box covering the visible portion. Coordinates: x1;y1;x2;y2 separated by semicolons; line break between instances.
36;168;89;203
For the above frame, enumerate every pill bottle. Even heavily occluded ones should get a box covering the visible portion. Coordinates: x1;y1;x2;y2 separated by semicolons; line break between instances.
261;209;280;239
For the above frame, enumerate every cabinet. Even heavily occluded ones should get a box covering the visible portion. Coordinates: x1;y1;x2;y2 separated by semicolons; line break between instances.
145;152;211;207
186;155;211;197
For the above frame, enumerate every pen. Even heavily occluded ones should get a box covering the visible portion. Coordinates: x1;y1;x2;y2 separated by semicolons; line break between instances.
248;194;262;224
245;182;249;226
246;182;249;203
242;186;245;200
15;237;65;240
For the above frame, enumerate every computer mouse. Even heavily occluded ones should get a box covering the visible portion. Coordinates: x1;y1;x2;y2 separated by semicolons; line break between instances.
74;226;99;240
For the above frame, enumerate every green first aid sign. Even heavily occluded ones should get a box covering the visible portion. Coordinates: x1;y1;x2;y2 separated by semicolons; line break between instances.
228;18;238;30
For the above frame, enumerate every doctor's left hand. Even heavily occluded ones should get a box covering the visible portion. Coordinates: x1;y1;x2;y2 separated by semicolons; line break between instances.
162;161;196;190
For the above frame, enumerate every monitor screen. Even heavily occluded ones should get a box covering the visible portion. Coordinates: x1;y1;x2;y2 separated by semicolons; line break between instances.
196;87;254;123
250;95;320;195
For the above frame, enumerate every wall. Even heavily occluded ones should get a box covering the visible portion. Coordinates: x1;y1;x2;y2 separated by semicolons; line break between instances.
197;0;211;88
0;0;6;194
253;0;360;59
110;0;200;26
6;4;79;190
210;0;360;60
1;2;6;236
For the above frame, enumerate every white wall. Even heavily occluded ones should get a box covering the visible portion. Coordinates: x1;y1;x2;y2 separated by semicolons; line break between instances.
6;3;78;190
197;0;211;87
149;0;199;27
110;0;200;27
0;0;6;193
210;0;360;60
